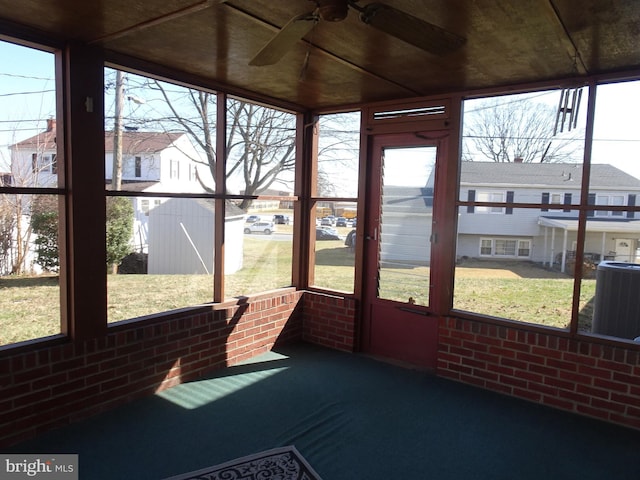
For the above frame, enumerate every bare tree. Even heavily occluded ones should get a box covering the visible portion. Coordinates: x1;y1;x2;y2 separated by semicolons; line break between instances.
148;81;296;209
226;99;296;208
5;122;57;274
316;112;360;197
108;73;359;205
0;195;16;275
463;94;582;163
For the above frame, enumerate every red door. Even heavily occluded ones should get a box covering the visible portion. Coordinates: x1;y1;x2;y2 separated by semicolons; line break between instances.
361;132;448;369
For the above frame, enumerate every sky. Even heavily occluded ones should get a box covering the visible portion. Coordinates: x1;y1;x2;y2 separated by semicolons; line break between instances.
463;84;640;180
0;41;56;170
1;40;640;183
591;81;640;179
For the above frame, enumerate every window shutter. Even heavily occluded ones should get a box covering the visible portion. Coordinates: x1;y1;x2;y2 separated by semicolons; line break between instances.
563;192;572;212
467;190;475;213
541;192;550;212
587;193;596;217
627;194;636;218
506;191;514;215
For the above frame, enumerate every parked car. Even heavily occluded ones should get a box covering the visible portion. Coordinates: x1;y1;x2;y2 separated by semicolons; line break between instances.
320;226;339;236
316;228;340;241
273;214;290;225
245;215;260;223
320;217;334;226
244;221;275;235
335;217;348;227
345;229;356;251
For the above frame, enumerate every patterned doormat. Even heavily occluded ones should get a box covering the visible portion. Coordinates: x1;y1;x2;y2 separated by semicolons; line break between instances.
163;446;322;480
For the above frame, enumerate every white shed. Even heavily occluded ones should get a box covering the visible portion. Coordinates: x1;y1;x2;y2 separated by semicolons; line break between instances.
148;199;244;274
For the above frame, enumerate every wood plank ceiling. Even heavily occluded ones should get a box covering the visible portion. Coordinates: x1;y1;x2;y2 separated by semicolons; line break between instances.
0;0;639;111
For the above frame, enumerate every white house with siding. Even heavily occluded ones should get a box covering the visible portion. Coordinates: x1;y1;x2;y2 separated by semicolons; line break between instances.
458;162;640;270
101;130;209;252
379;161;640;272
9;121;248;272
9;118;59;188
11;120;212;253
379;185;433;266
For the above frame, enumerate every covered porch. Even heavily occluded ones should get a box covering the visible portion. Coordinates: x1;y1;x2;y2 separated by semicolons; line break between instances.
538;216;640;273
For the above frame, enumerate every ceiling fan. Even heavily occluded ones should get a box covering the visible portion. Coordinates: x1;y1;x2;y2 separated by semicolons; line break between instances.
249;0;466;66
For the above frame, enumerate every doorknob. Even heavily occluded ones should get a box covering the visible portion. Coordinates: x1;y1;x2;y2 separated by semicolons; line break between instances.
366;227;377;241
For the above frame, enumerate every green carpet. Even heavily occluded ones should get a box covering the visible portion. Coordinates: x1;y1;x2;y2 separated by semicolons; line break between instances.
6;343;640;479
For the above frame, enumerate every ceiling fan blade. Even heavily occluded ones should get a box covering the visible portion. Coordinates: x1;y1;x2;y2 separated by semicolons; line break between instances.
250;12;318;66
359;3;465;55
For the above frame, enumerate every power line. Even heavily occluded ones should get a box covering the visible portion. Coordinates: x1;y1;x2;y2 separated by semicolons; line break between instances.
0;73;53;81
0;89;55;97
0;119;53;124
463;134;640;143
0;128;49;133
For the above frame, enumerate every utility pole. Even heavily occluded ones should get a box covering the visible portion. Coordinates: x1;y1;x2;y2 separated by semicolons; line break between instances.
111;70;124;190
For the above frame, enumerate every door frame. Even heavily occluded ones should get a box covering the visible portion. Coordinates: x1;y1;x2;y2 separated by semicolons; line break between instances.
359;130;454;368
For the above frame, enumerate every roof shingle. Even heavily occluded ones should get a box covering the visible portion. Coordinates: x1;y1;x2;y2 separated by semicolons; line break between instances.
460;162;640;188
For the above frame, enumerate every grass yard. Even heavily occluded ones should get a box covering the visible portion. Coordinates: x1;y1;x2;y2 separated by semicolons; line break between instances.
0;275;60;345
0;240;595;346
454;259;596;330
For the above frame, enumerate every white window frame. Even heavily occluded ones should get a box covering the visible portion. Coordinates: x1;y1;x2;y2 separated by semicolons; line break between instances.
479;237;531;259
480;238;493;255
135;156;142;178
595;194;625;217
476;191;505;214
494;239;517;256
517;239;531;257
549;192;565;211
170;159;180;179
32;153;56;173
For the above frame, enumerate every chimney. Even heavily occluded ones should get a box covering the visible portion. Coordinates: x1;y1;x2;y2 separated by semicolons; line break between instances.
46;118;56;132
514;157;523;163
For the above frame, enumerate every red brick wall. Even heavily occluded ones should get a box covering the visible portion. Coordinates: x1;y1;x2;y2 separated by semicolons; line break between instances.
0;290;303;448
438;316;640;430
302;292;357;352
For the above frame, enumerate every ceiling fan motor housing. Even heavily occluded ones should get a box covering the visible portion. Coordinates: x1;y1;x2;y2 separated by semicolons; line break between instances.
315;0;349;21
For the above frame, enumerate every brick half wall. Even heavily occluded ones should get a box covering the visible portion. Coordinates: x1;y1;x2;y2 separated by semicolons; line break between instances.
0;290;303;448
302;291;357;352
438;316;640;430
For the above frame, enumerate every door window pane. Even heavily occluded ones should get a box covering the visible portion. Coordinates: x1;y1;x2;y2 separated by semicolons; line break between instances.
377;146;435;306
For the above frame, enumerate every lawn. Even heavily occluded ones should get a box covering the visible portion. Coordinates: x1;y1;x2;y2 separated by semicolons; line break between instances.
0;240;595;346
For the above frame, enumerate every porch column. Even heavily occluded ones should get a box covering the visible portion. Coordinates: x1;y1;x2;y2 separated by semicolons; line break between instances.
600;231;606;261
561;228;568;273
550;228;556;267
543;227;549;266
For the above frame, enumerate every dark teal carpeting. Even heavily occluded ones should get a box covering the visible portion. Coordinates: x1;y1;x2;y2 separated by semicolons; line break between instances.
6;343;640;479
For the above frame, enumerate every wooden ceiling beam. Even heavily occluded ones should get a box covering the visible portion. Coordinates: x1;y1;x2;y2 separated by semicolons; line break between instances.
88;0;227;45
544;0;588;75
